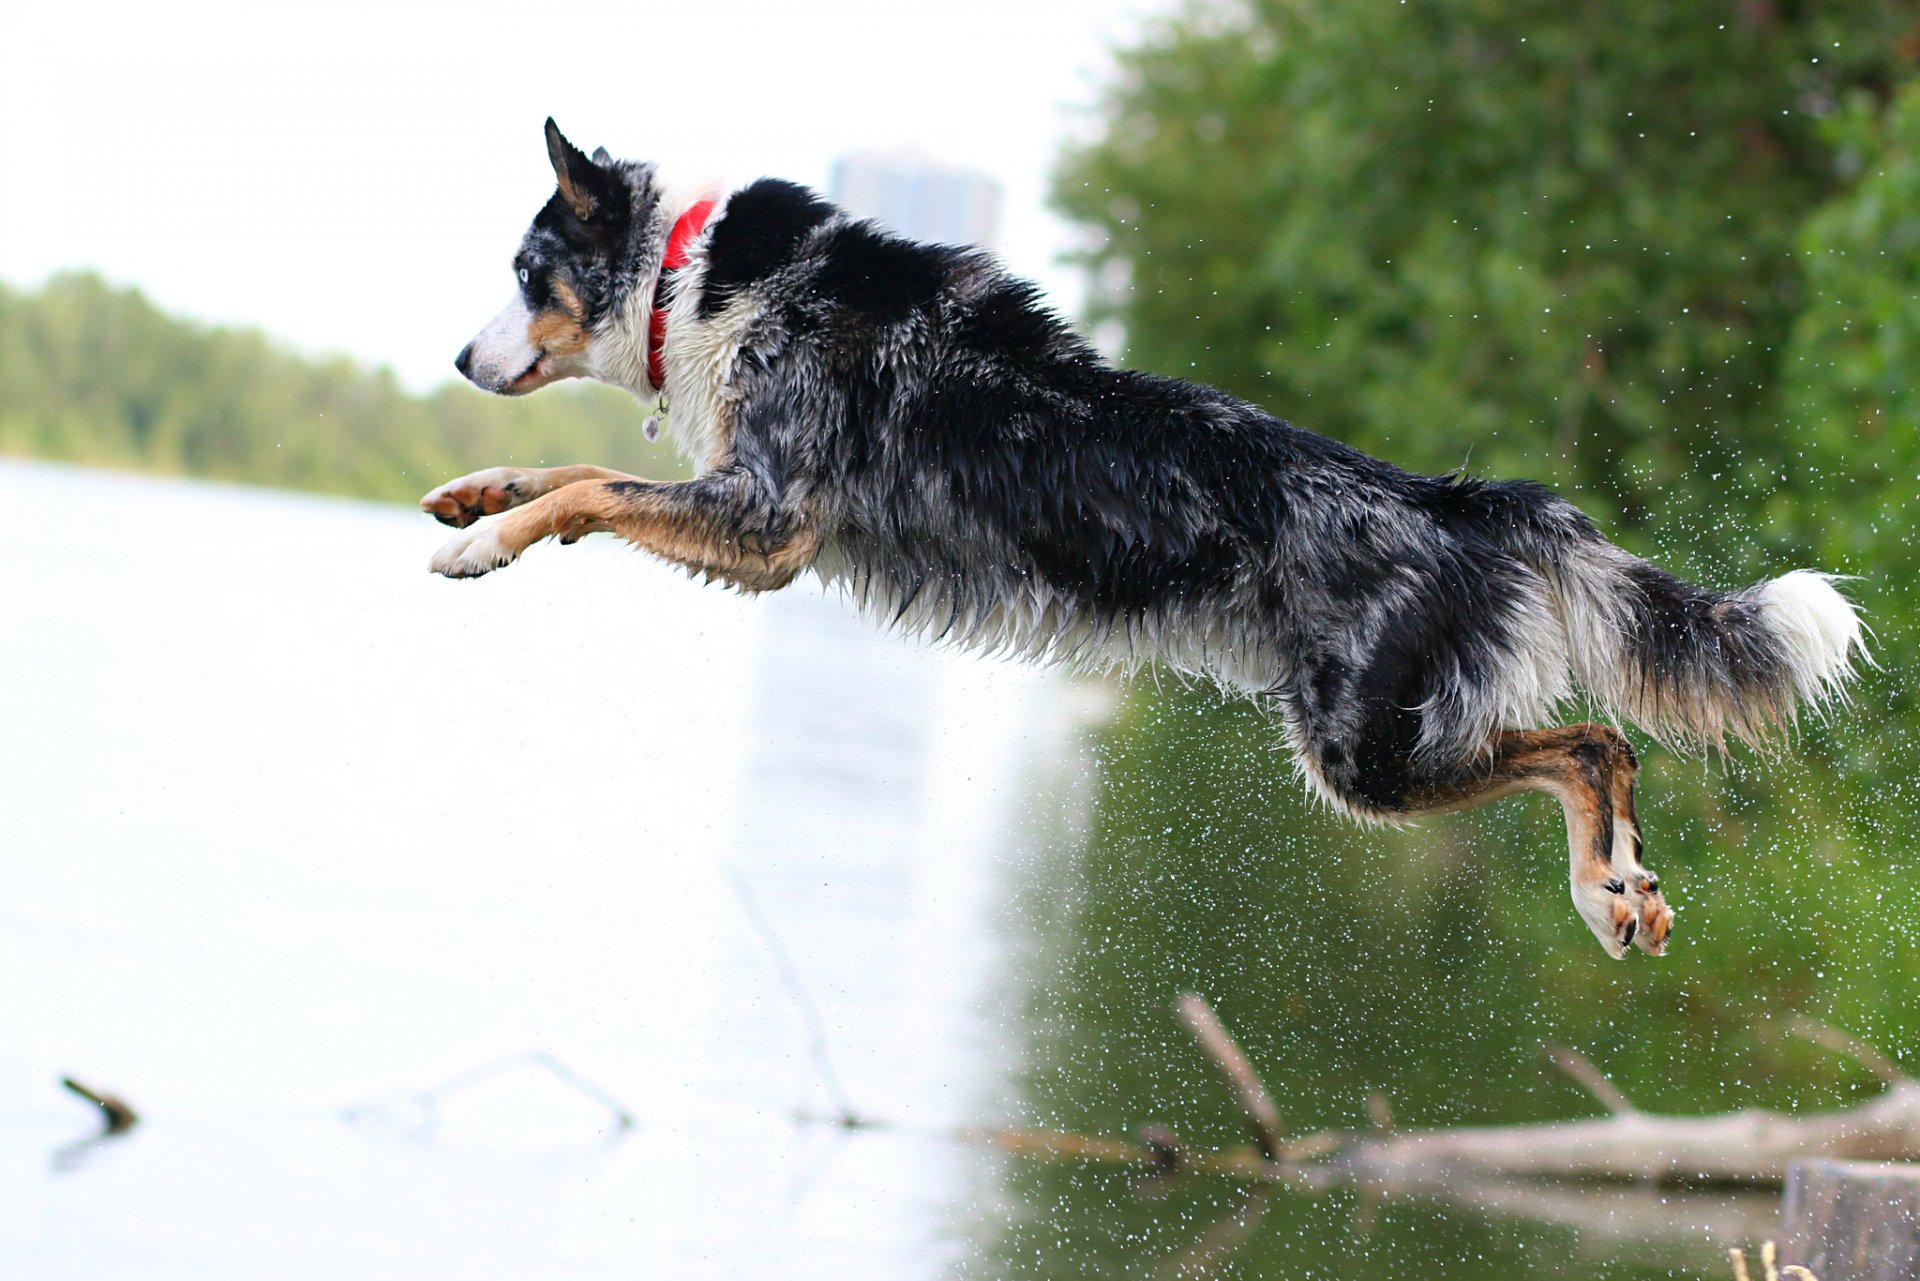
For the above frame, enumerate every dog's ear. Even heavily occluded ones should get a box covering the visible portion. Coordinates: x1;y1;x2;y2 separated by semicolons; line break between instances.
591;146;612;166
544;118;610;222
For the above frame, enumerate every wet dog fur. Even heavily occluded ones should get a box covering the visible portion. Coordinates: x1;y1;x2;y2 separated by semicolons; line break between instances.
426;120;1865;959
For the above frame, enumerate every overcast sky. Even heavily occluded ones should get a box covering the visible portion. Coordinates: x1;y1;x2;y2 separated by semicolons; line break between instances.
0;0;1160;390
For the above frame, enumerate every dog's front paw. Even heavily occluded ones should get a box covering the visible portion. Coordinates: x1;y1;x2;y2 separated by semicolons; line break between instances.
421;468;529;529
430;523;520;579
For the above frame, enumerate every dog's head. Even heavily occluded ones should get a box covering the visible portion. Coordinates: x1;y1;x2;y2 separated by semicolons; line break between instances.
456;119;659;396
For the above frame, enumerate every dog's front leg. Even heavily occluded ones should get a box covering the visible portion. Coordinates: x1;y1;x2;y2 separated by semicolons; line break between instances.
420;464;642;528
429;469;820;590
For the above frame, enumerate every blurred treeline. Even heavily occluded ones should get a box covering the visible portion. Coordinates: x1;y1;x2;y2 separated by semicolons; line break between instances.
0;272;682;501
984;6;1920;1277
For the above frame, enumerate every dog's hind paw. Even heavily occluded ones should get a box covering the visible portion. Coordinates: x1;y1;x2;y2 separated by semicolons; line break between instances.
1572;873;1641;960
421;468;529;529
430;524;520;579
1622;873;1674;956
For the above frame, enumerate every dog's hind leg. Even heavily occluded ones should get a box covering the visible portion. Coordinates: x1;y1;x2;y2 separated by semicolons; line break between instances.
1606;748;1674;955
1402;724;1658;959
430;470;821;590
421;465;642;529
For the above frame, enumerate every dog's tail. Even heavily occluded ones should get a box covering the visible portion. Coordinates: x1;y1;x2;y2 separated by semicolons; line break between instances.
1547;538;1866;748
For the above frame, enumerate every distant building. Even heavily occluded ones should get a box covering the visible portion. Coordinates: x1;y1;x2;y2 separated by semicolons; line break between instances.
829;150;1003;250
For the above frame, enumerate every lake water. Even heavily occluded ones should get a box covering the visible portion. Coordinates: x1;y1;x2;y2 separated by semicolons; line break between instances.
2;459;1782;1279
1;458;1068;1279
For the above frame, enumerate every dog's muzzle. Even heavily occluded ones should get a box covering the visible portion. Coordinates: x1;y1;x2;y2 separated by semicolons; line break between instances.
458;295;547;394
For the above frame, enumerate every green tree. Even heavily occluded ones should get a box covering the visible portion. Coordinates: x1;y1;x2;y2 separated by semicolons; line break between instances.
1056;0;1911;555
1786;78;1920;562
970;7;1920;1275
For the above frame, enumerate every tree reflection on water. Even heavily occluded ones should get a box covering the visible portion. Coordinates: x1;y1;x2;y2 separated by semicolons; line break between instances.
975;682;1900;1279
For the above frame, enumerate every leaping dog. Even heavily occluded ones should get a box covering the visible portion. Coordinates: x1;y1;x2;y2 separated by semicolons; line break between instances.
425;120;1864;959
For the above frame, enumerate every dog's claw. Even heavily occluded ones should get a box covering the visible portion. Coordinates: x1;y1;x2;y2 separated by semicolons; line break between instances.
1613;858;1673;955
1576;867;1658;960
1629;880;1674;956
1610;896;1637;958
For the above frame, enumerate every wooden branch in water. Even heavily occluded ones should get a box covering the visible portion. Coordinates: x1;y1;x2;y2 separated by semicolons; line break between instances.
1052;1025;1914;1188
1789;1017;1905;1090
339;1051;635;1139
1346;1073;1920;1187
787;999;1903;1276
804;1002;1919;1198
724;863;862;1127
947;1122;1319;1181
1176;993;1285;1161
1405;1176;1780;1256
1156;1185;1272;1279
944;1069;1920;1191
1543;1042;1640;1116
61;1077;137;1133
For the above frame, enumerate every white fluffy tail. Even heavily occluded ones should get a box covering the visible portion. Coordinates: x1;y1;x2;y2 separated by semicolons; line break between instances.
1553;546;1864;748
1758;569;1867;706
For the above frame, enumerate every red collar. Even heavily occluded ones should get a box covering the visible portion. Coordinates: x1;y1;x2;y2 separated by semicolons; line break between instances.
647;198;718;391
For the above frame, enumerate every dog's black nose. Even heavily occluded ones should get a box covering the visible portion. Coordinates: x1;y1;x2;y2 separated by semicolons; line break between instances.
454;343;475;379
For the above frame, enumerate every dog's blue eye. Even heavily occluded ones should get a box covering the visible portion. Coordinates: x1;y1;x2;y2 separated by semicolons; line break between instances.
518;267;530;285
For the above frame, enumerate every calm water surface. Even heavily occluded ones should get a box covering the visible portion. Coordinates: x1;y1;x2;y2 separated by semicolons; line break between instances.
2;460;1772;1279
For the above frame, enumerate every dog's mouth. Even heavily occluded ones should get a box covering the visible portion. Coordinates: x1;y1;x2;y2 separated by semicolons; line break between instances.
504;353;553;395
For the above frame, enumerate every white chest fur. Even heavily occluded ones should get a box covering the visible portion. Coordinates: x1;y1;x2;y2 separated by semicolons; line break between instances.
658;233;763;475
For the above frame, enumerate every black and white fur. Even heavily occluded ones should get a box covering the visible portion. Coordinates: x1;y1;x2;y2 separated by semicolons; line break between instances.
427;121;1864;959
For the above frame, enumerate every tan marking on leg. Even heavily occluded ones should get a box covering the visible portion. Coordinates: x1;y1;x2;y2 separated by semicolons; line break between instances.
421;464;642;528
478;478;822;592
1404;724;1654;959
1607;752;1673;955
